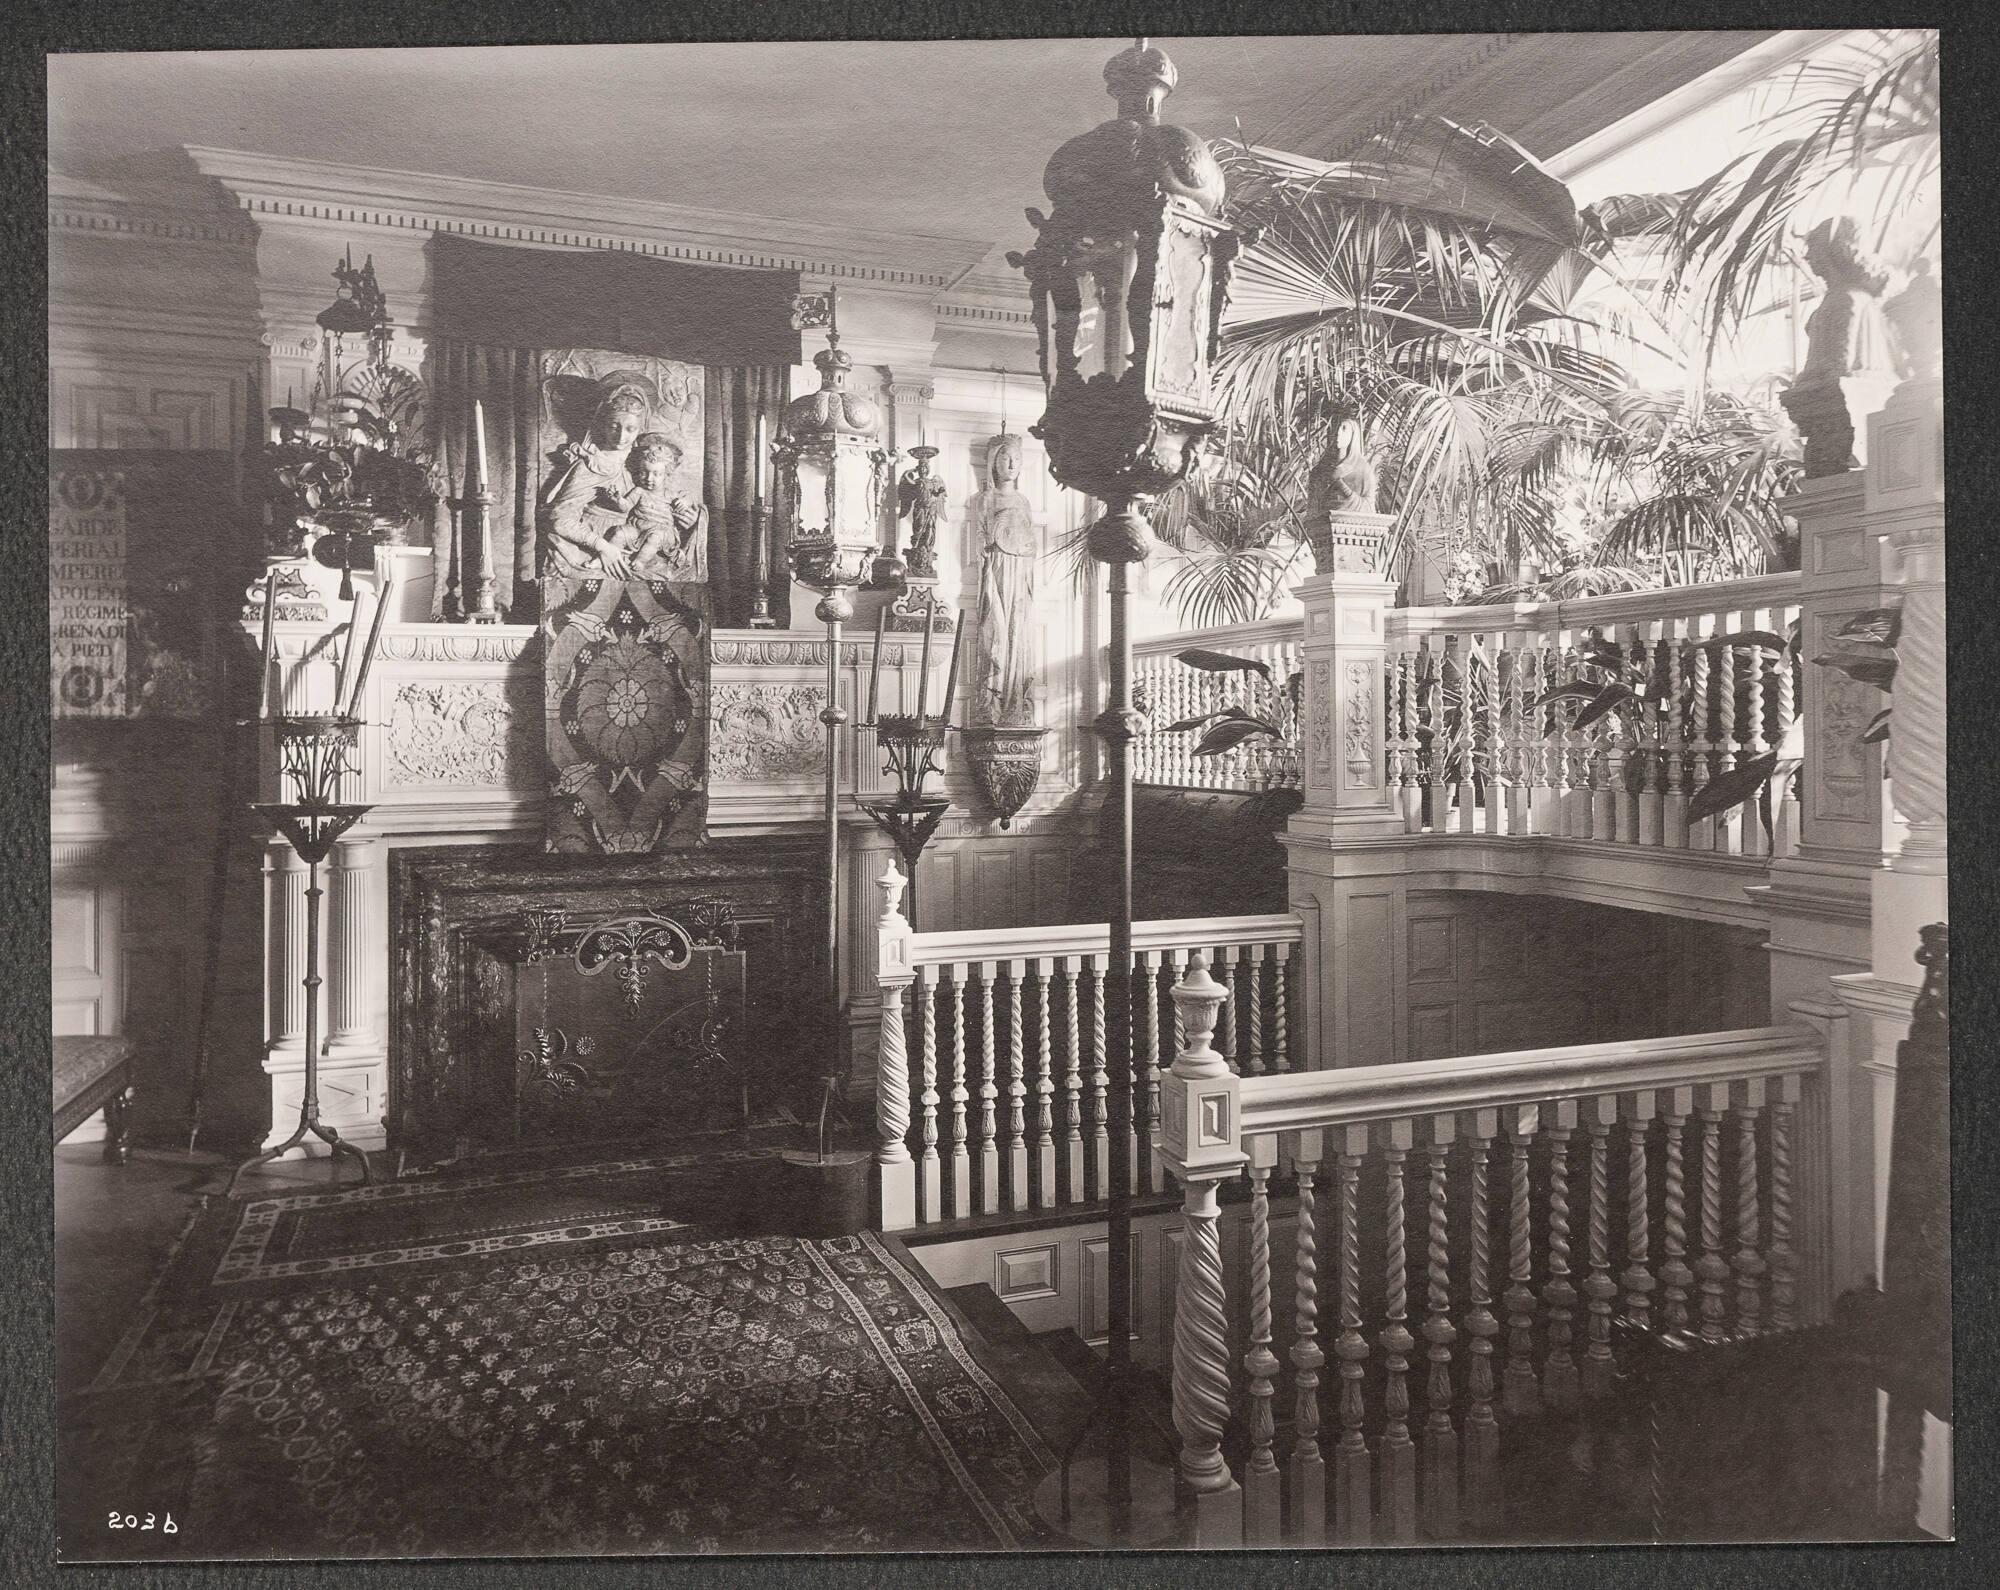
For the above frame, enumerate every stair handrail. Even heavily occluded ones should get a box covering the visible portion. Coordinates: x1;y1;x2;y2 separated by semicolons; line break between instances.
1235;1024;1826;1141
1387;570;1804;638
900;910;1303;969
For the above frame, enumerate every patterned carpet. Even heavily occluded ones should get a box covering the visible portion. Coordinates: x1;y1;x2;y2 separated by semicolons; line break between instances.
59;1139;1055;1560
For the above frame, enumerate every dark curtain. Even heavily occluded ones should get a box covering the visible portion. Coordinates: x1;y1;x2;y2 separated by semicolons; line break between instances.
431;236;801;368
704;365;791;629
429;342;543;622
426;236;804;626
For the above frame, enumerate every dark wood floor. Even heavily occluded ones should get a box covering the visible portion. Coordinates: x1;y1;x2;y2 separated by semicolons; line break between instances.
54;1141;370;1394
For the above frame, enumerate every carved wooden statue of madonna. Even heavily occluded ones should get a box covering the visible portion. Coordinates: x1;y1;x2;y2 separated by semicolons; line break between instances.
536;354;712;854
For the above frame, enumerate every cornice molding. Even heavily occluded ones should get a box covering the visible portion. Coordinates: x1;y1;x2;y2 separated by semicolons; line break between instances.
48;182;258;250
181;145;992;290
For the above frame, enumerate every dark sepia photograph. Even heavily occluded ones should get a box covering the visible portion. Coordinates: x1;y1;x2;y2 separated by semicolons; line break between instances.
45;21;1947;1562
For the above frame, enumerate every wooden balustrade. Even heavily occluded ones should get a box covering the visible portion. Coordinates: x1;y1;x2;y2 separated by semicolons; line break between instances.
1157;1008;1830;1547
1133;619;1302;791
874;879;1304;1229
1386;574;1803;857
1129;575;1804;853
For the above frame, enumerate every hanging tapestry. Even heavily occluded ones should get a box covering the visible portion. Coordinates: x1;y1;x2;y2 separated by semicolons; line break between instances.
538;350;710;854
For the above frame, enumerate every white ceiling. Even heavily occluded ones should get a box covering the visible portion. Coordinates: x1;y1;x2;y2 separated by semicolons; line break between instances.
49;32;1776;267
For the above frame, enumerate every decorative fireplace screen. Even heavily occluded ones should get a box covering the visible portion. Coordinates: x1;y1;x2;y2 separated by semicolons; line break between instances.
514;903;748;1142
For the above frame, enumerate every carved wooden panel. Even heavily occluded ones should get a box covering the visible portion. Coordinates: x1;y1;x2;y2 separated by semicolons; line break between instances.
708;682;825;782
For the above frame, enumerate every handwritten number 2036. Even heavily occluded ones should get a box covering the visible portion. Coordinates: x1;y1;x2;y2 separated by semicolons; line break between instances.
108;1512;177;1533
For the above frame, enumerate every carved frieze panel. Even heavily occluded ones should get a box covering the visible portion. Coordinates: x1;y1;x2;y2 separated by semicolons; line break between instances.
1342;660;1375;790
709;682;826;783
384;678;542;791
1813;611;1878;823
1309;659;1333;779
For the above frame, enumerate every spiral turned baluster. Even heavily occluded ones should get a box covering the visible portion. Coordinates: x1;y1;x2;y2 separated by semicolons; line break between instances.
1032;958;1056;1209
1291;1131;1329;1543
1696;1086;1731;1342
1379;1119;1418;1543
916;963;941;1222
1581;1097;1618;1399
1088;956;1110;1201
1062;957;1084;1205
1768;1074;1801;1332
1621;1092;1657;1333
1174;1172;1243;1543
1503;1106;1542;1416
1732;1079;1767;1336
1660;1089;1695;1331
1243;1146;1283;1543
1333;1124;1372;1544
1420;1119;1459;1540
1541;1101;1580;1410
1462;1109;1502;1531
947;968;971;1220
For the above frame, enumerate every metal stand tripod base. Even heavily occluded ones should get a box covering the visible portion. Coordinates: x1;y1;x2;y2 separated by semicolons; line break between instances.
228;1110;373;1196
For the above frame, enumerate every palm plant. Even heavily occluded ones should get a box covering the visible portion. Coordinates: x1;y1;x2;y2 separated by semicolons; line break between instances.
1594;30;1940;369
1146;117;1803;623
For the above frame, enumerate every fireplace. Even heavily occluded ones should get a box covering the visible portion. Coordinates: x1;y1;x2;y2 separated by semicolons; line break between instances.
389;837;826;1168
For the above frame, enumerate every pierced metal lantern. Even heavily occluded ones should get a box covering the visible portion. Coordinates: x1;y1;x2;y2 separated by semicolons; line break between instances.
777;295;888;594
1006;36;1248;557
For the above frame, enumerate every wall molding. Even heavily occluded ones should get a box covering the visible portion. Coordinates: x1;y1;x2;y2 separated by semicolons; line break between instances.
180;145;991;290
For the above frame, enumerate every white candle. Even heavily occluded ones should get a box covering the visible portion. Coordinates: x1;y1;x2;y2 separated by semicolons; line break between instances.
867;606;886;725
472;399;490;490
754;412;768;500
255;572;279;721
915;606;936;721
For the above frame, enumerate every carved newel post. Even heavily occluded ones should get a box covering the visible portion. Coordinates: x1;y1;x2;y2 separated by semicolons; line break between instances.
1158;950;1247;1546
1285;404;1405;1070
874;863;918;1231
1868;256;1947;973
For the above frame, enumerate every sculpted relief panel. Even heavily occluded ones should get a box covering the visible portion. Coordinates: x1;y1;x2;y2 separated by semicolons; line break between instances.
708;682;826;783
384;679;543;791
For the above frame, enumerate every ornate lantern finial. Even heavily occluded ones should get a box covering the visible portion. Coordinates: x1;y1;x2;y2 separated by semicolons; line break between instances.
778;289;887;597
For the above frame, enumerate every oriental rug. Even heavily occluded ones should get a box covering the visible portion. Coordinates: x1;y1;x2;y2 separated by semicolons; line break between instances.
59;1147;1055;1561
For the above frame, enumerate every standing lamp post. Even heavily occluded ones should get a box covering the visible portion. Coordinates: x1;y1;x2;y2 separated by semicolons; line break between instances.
228;582;392;1194
774;290;887;1168
1007;36;1248;1544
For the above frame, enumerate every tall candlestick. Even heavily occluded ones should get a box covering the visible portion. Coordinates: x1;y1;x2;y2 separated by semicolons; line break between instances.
754;412;768;499
915;601;937;721
334;588;361;708
472;399;490;491
255;570;279;720
867;605;886;725
940;609;964;721
344;575;397;719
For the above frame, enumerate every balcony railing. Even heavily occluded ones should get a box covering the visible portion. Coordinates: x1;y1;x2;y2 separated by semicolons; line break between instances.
1134;574;1804;862
871;868;1304;1230
1134;618;1302;792
1158;954;1834;1547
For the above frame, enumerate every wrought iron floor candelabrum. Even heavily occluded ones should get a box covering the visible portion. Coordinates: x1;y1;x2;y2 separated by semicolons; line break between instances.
860;713;952;934
228;711;377;1194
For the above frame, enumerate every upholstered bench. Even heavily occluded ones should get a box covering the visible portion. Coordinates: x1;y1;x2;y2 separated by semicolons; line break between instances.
53;1035;136;1164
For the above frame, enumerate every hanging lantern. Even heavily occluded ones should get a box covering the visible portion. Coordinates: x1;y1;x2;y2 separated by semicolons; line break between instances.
777;291;887;595
1005;36;1248;557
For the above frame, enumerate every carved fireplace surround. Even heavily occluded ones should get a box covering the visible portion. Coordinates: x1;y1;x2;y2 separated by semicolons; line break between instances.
389;835;826;1168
